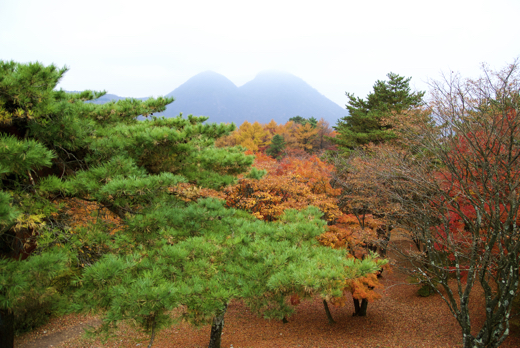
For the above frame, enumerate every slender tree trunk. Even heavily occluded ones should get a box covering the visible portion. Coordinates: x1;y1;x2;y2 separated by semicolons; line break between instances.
0;308;15;348
147;319;156;348
208;303;228;348
377;226;391;257
352;298;368;317
322;300;335;324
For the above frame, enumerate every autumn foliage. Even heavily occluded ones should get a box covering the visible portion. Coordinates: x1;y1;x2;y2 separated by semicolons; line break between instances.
216;118;336;156
317;213;385;309
224;152;341;221
427;106;520;281
221;151;387;314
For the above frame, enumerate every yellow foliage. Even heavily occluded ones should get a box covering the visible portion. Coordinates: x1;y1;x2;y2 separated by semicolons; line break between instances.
14;213;46;231
234;121;270;150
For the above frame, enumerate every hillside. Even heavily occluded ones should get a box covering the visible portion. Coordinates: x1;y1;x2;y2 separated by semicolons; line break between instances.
163;71;244;124
89;93;147;104
86;71;347;125
163;70;346;125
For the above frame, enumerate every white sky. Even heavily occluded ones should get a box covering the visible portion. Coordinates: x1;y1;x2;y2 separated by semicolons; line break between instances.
1;0;519;109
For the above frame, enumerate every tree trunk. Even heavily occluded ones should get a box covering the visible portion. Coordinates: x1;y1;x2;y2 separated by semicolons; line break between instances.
208;303;228;348
322;300;335;324
463;334;485;348
0;308;15;348
353;298;368;317
147;319;156;348
378;229;390;257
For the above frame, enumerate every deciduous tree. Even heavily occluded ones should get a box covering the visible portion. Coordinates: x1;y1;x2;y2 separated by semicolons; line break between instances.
312;118;336;152
233;121;270;151
373;62;520;348
295;123;318;152
225;154;342;222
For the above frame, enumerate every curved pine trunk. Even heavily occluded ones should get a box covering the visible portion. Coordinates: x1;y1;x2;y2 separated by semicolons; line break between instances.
208;304;228;348
323;300;335;324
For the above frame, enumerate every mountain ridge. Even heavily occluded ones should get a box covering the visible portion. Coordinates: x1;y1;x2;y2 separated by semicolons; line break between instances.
84;71;346;125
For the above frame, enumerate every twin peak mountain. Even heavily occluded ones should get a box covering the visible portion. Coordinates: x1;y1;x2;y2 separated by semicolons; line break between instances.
97;71;346;125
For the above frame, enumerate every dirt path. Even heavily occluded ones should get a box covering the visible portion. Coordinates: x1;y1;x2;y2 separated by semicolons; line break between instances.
16;318;101;348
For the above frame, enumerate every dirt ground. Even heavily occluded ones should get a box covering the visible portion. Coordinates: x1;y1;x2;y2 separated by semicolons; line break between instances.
14;245;520;348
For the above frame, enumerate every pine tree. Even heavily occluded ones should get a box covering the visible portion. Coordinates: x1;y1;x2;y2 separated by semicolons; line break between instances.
289;116;318;128
265;134;286;158
333;73;425;151
289;115;307;125
0;61;384;348
0;60;252;347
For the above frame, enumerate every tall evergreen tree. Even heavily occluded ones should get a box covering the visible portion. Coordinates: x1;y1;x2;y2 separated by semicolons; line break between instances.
307;116;318;128
0;61;384;348
266;134;286;158
333;73;425;151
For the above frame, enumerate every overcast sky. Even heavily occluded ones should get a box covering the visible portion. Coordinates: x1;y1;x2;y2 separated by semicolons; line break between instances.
1;0;519;109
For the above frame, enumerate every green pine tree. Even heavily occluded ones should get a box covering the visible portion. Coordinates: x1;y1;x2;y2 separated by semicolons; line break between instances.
289;115;307;125
333;72;425;151
265;134;286;158
289;116;318;128
0;61;385;348
0;60;253;347
307;116;318;128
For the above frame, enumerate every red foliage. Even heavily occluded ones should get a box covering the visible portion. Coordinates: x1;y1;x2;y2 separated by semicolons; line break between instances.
430;107;520;280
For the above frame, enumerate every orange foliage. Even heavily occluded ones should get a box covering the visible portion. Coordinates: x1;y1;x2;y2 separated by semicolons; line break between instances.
233;121;270;151
224;154;341;221
294;123;318;151
216;119;336;156
53;198;124;267
318;214;380;254
318;213;385;307
169;183;226;202
347;273;383;301
57;198;123;235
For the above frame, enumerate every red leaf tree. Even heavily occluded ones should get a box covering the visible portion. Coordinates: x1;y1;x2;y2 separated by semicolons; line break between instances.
376;62;520;348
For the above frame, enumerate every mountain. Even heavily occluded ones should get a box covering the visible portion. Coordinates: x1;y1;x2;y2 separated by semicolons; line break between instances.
82;71;346;125
236;71;345;124
163;71;244;124
89;93;141;104
162;71;346;125
66;92;148;104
